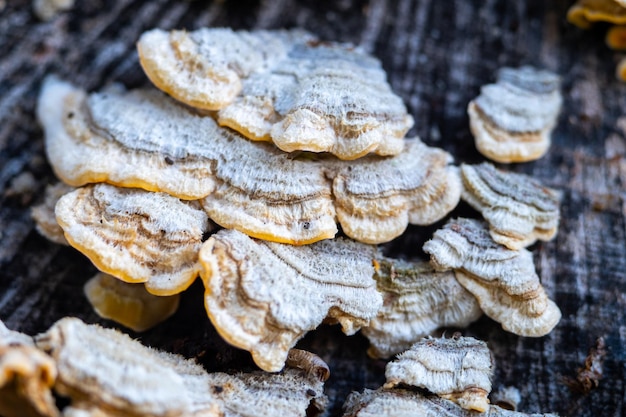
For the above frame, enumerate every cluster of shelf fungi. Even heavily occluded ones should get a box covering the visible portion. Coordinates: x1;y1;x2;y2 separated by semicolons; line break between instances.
1;27;568;417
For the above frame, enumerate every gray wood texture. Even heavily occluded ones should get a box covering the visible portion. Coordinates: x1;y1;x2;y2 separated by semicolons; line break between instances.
0;0;624;415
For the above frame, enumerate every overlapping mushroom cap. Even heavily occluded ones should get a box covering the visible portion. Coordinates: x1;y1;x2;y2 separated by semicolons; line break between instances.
468;66;562;163
137;28;414;160
326;142;461;243
607;21;626;45
37;77;459;246
342;389;557;417
423;218;561;337
343;335;557;417
567;0;626;80
55;183;211;295
198;229;382;372
0;318;329;417
362;257;482;359
34;69;563;370
384;336;493;412
460;163;561;250
567;0;626;29
30;23;567;409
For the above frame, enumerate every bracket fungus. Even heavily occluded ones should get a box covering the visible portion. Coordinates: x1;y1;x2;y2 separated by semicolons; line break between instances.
38;77;458;245
567;0;626;29
0;323;58;417
460;163;561;250
26;23;578;417
31;182;74;246
467;66;562;163
341;389;557;417
567;1;626;80
198;229;382;372
28;317;327;417
84;272;180;332
37;77;220;200
383;336;493;412
344;337;555;416
55;183;211;296
326;140;461;244
362;258;482;359
423;218;561;337
37;77;335;245
137;28;414;160
567;0;626;81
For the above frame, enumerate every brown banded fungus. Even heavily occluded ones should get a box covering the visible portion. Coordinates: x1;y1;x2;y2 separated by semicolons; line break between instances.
37;77;337;245
198;229;382;372
342;389;557;417
38;78;458;245
84;272;180;332
31;317;327;417
326;140;461;244
460;163;561;250
37;77;222;200
27;23;574;417
0;323;58;417
55;183;211;296
422;218;561;337
468;66;562;163
343;336;555;416
383;336;493;412
362;258;482;359
137;28;414;160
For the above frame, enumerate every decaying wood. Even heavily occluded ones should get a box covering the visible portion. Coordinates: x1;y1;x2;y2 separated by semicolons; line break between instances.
0;1;624;416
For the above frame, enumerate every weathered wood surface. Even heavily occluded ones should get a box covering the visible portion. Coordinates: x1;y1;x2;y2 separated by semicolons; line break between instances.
0;0;625;416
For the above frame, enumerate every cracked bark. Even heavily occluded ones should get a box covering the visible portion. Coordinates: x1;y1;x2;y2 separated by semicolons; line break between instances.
0;1;624;416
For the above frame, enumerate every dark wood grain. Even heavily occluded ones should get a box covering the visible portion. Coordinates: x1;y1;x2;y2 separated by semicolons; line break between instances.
0;1;624;416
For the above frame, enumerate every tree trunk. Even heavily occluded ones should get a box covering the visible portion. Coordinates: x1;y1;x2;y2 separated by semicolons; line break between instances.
0;0;624;416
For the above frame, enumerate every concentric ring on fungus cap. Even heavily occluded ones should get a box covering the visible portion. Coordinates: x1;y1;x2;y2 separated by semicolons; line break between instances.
468;66;561;163
38;78;460;246
423;218;562;337
137;28;414;160
198;229;383;372
55;183;211;296
23;317;329;417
